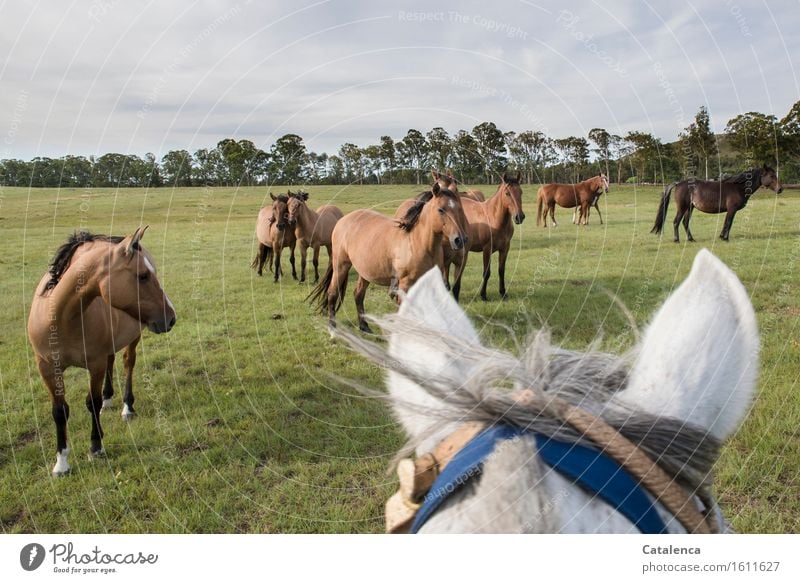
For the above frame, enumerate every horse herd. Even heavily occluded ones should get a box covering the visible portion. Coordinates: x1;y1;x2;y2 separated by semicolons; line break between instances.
24;164;783;533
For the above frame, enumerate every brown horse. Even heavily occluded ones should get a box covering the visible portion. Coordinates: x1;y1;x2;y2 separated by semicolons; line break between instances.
309;183;467;332
28;228;176;476
652;165;783;242
443;172;525;301
536;174;609;227
394;189;471;302
251;193;297;282
286;192;343;283
432;169;485;201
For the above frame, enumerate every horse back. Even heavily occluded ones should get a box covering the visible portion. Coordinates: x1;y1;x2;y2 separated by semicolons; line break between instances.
332;209;399;285
256;206;273;245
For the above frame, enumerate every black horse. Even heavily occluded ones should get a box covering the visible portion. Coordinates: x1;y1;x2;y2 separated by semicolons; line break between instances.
652;165;782;242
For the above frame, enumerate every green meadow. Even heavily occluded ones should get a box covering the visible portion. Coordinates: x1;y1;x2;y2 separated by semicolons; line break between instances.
1;183;798;533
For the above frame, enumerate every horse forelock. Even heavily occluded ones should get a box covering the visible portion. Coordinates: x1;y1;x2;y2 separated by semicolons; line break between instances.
43;231;126;293
399;189;457;231
337;318;720;494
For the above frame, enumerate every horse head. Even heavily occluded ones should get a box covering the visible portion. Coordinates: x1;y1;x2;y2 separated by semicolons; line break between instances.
101;227;176;334
286;192;309;226
270;193;291;231
339;249;758;532
432;169;459;194
427;182;468;251
501;172;525;224
761;165;783;194
600;173;610;193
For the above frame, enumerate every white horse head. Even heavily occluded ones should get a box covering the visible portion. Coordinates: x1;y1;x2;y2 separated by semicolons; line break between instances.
339;249;758;533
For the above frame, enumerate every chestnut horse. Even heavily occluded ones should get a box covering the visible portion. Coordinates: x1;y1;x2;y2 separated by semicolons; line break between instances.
286;192;343;283
432;170;485;202
251;193;297;282
309;183;467;333
443;173;525;301
537;174;609;227
28;228;176;476
651;165;782;242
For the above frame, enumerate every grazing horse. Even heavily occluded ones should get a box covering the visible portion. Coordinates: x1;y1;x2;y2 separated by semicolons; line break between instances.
286;192;343;283
445;172;525;301
28;228;176;476
537;174;609;227
432;169;485;201
651;165;782;242
336;249;758;533
309;183;466;333
251;193;297;281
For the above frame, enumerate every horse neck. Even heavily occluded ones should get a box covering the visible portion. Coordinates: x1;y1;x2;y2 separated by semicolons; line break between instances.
296;203;318;232
408;205;443;252
47;244;107;324
485;186;512;226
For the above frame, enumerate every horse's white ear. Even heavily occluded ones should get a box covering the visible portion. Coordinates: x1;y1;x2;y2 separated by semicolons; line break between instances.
619;249;759;441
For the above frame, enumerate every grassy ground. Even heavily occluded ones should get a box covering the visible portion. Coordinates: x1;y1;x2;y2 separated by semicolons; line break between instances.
0;183;798;533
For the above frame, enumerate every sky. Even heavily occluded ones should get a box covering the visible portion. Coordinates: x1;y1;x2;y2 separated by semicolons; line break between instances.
1;0;798;160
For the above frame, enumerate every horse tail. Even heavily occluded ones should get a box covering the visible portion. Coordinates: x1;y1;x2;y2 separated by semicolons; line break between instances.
250;253;259;270
651;182;676;234
536;189;544;226
307;262;336;314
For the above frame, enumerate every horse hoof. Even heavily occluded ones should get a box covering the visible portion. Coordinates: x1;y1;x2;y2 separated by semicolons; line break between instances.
501;294;509;301
359;322;373;334
89;448;107;460
52;467;71;477
101;398;113;412
480;295;489;302
121;404;135;421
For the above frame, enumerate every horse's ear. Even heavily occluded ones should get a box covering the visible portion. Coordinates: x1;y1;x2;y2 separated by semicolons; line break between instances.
618;249;759;441
302;192;309;201
502;172;509;182
516;171;521;182
121;225;148;256
270;193;276;201
432;170;440;180
446;169;454;178
431;182;441;195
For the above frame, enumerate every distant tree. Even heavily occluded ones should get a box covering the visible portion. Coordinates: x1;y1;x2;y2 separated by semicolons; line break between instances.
161;150;193;186
339;143;364;184
327;154;344;184
680;106;718;179
725;112;782;167
269;134;308;184
588;128;611;178
306;151;328;183
625;131;663;183
396;129;429;185
426;127;451;172
378;136;396;183
363;144;383;184
192;148;223;185
609;134;630;184
0;159;32;186
472;122;507;182
450;130;482;182
60;155;93;187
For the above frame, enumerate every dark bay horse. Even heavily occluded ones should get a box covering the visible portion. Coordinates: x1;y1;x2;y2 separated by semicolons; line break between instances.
28;228;176;476
309;182;466;333
286;192;343;283
445;173;525;301
251;193;297;281
651;165;782;242
537;174;609;227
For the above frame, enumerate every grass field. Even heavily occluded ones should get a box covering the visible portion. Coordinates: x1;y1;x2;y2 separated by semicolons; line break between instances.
1;183;798;533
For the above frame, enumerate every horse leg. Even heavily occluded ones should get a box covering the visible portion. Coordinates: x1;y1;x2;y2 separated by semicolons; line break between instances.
354;276;372;333
549;203;558;227
672;209;685;243
299;241;309;283
101;353;115;411
594;199;603;225
273;244;282;282
289;240;298;280
572;207;578;225
498;246;509;300
256;243;268;276
720;209;736;241
312;245;321;284
327;259;351;328
39;357;71;476
121;337;139;420
480;247;492;301
452;250;467;303
684;205;696;242
86;366;107;458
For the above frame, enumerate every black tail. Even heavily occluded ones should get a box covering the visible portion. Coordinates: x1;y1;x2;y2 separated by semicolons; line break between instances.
250;244;272;271
307;263;342;315
651;182;676;234
265;246;274;273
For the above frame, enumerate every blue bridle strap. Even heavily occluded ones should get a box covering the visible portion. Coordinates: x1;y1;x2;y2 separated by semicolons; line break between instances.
409;425;668;534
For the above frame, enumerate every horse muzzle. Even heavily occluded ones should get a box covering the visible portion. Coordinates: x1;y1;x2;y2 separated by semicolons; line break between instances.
514;213;526;225
148;305;176;334
450;235;466;250
777;187;784;194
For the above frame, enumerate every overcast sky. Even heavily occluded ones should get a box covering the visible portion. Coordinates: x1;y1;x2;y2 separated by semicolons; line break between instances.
1;0;797;160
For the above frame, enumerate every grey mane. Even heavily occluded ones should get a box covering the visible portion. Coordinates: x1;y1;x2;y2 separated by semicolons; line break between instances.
334;315;721;494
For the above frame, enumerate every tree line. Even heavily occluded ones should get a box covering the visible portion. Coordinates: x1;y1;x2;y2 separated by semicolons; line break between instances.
2;102;798;188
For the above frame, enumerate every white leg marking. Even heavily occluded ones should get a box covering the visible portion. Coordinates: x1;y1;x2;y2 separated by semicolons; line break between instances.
121;403;134;420
52;449;71;476
101;398;113;411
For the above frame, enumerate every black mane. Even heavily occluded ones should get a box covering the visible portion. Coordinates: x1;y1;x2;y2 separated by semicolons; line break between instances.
724;167;763;184
398;189;456;231
43;231;125;293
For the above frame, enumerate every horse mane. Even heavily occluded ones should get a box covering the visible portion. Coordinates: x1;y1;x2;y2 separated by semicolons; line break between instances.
398;192;432;231
43;231;126;293
336;319;720;494
272;194;290;203
723;167;762;184
287;190;308;201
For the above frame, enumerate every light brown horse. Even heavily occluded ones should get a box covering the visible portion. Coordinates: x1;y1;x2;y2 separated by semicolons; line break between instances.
432;169;485;201
394;185;471;302
309;183;467;332
28;228;176;476
251;193;297;282
443;172;525;301
286;192;343;283
652;165;782;242
537;174;609;227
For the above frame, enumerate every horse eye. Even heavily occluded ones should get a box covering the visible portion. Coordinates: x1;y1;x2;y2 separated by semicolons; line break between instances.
138;273;149;283
438;207;445;214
